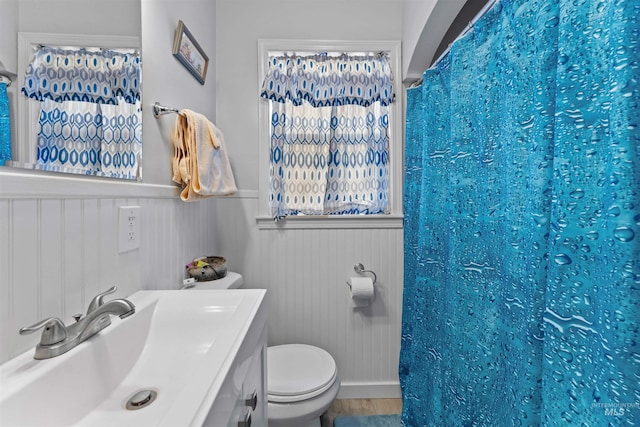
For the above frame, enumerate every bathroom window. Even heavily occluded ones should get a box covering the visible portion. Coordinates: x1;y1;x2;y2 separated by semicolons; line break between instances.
15;33;141;180
256;40;403;229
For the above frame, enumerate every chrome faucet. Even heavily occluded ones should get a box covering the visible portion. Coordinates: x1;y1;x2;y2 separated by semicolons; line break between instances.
19;286;135;360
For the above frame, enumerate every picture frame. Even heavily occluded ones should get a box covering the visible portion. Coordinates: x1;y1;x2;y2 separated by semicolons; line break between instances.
172;20;209;85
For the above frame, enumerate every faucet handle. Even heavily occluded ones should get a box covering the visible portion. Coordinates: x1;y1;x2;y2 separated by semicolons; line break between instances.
87;286;117;314
19;317;67;345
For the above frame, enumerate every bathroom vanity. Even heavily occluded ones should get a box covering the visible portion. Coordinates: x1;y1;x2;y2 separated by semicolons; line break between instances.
203;293;268;427
0;289;268;427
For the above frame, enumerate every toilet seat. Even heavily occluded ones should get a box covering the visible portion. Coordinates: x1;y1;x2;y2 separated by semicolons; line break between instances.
268;344;337;403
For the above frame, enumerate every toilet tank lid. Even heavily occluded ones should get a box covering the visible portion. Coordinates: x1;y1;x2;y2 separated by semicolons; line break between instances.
192;271;243;289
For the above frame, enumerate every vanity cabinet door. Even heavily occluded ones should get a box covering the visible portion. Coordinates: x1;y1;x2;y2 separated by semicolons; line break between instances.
241;338;268;426
203;299;268;427
223;327;267;427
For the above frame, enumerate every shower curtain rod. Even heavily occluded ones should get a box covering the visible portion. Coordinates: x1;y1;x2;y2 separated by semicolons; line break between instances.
430;0;499;70
0;72;13;87
0;64;16;87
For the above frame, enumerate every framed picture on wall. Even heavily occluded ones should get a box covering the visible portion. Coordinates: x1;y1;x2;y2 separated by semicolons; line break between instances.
172;20;209;85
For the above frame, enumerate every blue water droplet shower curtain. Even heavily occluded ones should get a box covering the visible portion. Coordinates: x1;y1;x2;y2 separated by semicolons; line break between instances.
0;82;11;166
401;0;639;425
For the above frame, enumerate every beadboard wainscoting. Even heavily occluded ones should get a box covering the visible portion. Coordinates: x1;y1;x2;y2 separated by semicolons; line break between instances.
0;187;220;363
1;180;403;398
210;195;404;398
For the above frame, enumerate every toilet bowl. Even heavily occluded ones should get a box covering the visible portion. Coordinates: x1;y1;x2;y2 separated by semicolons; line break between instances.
267;344;340;427
186;271;340;426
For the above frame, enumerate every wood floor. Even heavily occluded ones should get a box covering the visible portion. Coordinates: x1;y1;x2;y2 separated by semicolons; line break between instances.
320;399;403;427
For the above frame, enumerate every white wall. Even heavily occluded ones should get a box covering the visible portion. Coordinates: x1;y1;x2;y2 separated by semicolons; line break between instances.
0;0;18;73
402;0;466;82
141;0;217;185
0;0;219;363
215;0;404;397
402;0;438;79
17;0;140;35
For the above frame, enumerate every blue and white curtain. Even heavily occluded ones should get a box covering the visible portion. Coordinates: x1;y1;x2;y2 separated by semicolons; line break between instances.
260;53;393;219
23;46;141;179
401;0;639;425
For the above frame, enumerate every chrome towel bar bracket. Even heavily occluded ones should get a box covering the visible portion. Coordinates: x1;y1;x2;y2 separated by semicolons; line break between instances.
152;102;180;118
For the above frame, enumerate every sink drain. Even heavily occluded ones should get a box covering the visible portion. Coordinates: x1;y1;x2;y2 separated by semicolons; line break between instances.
125;389;158;410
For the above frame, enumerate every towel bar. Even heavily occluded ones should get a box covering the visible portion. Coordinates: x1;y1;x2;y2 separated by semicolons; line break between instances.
152;102;180;118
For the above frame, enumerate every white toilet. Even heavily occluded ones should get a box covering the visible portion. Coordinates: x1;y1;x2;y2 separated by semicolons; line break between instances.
186;271;340;427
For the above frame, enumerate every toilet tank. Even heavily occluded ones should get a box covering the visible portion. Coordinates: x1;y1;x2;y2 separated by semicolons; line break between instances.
189;271;244;290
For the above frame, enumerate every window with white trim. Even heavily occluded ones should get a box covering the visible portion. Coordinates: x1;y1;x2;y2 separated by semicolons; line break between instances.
256;40;403;229
15;33;141;179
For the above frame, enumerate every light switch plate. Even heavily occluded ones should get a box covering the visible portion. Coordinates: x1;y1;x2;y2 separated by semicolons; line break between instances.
118;206;140;253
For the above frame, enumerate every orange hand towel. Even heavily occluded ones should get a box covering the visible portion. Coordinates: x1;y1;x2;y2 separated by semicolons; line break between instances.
171;109;238;201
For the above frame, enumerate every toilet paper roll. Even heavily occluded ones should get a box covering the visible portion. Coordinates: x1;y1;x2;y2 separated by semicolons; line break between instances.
348;276;374;308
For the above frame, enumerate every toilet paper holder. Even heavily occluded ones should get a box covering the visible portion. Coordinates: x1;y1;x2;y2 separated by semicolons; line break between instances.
346;263;377;289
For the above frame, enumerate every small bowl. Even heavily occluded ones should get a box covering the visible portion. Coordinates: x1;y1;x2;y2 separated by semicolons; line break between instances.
186;256;227;282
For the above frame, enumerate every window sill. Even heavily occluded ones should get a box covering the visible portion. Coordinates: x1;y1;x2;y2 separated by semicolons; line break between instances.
255;214;404;230
0;169;178;199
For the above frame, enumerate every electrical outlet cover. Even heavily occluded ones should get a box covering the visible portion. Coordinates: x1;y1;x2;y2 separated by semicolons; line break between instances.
118;206;140;253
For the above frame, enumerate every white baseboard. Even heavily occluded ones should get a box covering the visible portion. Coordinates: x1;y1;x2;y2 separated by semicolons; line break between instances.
336;381;402;399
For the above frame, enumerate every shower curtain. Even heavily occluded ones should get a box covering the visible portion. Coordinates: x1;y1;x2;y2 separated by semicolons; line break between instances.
401;0;639;425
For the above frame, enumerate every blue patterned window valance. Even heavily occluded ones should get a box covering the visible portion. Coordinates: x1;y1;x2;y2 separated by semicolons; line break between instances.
260;53;395;107
22;46;141;105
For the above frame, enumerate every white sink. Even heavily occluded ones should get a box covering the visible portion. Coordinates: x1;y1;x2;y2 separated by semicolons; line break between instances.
0;289;267;427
